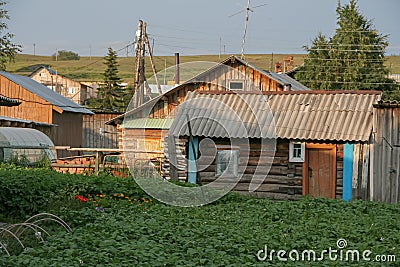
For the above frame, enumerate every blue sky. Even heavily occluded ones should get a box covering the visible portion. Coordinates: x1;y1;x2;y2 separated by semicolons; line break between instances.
6;0;400;57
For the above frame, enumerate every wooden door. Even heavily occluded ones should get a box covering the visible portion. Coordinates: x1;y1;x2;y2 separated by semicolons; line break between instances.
303;144;336;198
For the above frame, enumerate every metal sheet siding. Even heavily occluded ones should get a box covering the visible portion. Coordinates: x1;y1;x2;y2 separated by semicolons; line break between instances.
169;91;381;142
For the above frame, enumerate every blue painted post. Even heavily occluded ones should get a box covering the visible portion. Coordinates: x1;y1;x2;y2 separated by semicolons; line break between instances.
188;137;198;184
343;143;354;202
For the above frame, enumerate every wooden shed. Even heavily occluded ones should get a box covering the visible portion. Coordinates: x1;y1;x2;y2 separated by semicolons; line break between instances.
107;55;311;164
0;71;94;158
167;90;381;201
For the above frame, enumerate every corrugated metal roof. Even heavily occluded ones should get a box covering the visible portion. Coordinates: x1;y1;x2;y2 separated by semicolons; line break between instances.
0;116;55;127
169;91;381;142
121;118;174;129
0;72;93;115
0;95;20;107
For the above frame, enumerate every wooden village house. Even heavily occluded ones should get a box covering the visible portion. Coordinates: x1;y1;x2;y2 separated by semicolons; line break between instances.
29;66;96;105
106;55;311;163
167;90;382;201
0;71;94;158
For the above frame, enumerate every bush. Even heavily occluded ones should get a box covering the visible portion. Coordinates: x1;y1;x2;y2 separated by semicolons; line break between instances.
0;164;147;219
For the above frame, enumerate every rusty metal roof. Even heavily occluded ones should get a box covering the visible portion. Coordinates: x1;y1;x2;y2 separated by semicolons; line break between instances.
169;90;381;142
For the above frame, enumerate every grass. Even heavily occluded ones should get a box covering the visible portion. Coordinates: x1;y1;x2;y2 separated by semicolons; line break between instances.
7;53;400;84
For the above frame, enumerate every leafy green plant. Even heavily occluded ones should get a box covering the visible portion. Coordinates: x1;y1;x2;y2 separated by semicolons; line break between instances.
0;164;399;266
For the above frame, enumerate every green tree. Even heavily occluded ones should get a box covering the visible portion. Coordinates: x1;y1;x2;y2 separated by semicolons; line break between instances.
52;50;80;61
0;1;21;71
91;48;128;112
296;0;398;98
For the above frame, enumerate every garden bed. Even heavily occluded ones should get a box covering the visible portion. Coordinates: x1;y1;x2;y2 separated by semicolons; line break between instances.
0;164;399;266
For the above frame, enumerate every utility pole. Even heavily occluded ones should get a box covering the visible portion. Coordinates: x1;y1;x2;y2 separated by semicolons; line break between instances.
133;20;144;108
144;22;162;95
219;37;222;59
33;43;36;56
89;44;92;61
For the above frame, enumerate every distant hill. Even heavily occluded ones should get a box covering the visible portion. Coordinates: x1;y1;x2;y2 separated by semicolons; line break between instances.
5;53;400;84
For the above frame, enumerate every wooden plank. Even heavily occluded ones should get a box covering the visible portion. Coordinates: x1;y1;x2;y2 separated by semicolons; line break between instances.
361;143;370;200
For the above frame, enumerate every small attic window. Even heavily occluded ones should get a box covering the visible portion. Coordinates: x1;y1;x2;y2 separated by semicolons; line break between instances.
229;80;244;90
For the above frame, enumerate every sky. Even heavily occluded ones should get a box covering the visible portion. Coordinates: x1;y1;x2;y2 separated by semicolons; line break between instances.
6;0;400;57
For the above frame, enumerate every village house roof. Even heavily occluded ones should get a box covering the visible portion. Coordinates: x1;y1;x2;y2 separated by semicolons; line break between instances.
0;95;21;107
107;55;311;126
169;90;382;142
0;72;93;115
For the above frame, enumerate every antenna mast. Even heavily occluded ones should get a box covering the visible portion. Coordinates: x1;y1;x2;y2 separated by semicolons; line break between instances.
241;0;251;59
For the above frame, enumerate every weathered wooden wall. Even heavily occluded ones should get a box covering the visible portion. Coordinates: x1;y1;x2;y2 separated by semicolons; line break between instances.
82;113;121;148
162;136;188;181
145;60;284;120
0;75;53;123
373;106;400;203
164;138;302;200
52;111;84;158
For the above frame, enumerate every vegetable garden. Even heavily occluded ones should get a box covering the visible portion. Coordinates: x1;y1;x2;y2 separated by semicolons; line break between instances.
0;163;399;266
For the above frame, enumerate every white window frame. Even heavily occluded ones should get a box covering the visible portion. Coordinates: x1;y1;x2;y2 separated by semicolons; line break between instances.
68;88;76;94
216;149;239;177
228;80;245;90
289;141;305;163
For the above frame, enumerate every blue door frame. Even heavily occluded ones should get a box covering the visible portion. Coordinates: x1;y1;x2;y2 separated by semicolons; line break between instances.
342;143;354;202
188;137;198;184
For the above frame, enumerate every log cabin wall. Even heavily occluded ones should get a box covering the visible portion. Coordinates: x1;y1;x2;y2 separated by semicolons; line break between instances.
166;137;363;201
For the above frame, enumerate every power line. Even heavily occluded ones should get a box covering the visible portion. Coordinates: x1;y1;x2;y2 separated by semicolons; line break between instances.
299;80;399;86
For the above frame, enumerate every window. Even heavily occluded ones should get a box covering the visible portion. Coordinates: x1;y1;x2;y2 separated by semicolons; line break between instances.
68;88;76;94
229;80;244;90
216;150;239;177
40;73;47;78
289;141;305;162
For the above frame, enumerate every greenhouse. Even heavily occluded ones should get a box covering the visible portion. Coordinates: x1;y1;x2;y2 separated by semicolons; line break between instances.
0;127;56;163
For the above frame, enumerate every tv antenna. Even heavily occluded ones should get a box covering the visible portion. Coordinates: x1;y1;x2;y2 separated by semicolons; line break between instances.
229;0;267;59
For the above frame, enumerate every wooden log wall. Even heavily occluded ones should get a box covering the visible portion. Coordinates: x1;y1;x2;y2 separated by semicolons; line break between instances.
187;138;303;200
162;135;188;181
